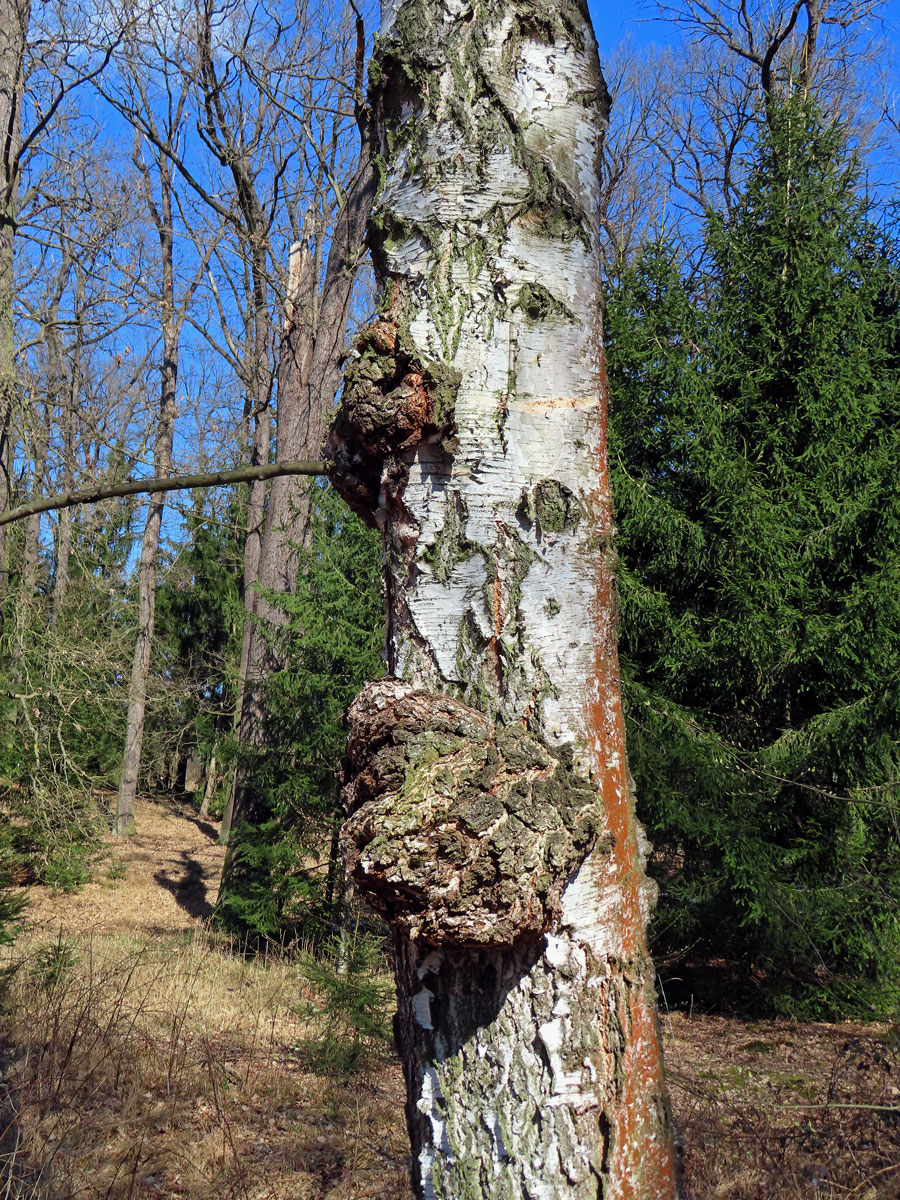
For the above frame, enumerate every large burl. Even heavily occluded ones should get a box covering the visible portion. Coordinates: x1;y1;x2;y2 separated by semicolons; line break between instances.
341;680;603;946
323;321;459;525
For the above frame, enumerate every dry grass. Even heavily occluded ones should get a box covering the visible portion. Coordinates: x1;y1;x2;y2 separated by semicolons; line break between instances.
0;799;410;1200
664;1013;900;1198
1;797;897;1198
0;927;410;1200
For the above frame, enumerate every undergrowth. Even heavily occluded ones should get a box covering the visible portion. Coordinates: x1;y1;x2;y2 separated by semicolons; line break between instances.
1;896;896;1198
0;927;409;1200
295;932;394;1075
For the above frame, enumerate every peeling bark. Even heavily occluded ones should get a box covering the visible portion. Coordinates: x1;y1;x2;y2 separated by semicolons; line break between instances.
326;1;681;1195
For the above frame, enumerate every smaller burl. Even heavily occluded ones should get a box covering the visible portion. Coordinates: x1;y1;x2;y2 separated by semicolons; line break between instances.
323;321;459;526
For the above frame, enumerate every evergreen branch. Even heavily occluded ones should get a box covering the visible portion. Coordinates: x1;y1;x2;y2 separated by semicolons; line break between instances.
625;693;900;810
0;461;325;528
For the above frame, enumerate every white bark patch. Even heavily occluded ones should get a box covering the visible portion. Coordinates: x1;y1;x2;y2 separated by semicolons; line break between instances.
561;857;629;959
418;1063;456;1198
395;393;604;742
379;0;403;33
418;948;445;978
413;985;436;1029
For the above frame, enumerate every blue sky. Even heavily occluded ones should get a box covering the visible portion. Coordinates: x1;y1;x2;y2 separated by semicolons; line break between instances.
588;0;677;53
586;0;900;63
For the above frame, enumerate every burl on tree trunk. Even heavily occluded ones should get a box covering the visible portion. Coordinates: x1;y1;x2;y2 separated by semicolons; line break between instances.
325;1;681;1196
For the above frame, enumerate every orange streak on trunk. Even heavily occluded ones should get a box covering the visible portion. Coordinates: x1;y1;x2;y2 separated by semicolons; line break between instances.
487;568;503;687
585;347;679;1199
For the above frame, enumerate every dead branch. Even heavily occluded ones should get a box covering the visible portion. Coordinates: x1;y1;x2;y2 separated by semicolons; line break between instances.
0;460;325;527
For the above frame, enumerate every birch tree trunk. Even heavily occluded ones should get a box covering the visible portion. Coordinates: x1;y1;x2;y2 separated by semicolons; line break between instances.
325;2;681;1195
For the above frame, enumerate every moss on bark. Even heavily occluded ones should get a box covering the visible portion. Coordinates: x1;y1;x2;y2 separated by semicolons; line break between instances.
518;478;584;534
324;320;460;524
341;680;603;945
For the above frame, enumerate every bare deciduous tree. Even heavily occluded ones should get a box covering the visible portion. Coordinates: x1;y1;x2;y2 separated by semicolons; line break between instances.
598;0;890;268
222;4;375;851
112;7;221;836
0;0;32;587
94;0;372;836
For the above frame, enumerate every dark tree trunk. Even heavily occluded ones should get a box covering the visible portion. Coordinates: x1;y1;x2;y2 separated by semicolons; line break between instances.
116;162;178;835
0;0;30;598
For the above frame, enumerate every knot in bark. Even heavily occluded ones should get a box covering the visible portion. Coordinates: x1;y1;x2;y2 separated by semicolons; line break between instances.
341;679;602;946
324;321;459;525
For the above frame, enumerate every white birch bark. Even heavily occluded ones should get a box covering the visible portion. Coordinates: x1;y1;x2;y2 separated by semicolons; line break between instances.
326;2;681;1196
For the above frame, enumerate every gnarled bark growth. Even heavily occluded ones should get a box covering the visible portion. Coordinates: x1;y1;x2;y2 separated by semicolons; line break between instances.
326;1;681;1196
342;678;602;946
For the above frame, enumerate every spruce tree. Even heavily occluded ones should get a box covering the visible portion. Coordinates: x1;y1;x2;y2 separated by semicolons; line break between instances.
215;481;384;938
607;96;900;1016
152;491;244;794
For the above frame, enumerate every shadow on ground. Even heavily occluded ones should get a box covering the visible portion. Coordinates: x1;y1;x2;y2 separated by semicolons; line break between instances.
154;852;215;921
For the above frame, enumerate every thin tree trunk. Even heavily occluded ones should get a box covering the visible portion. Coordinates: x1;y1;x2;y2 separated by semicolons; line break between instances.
19;296;62;615
224;148;375;854
191;0;276;847
51;274;82;624
326;2;680;1195
199;755;216;820
0;0;30;598
116;167;178;836
221;8;374;856
218;245;272;847
219;250;305;846
7;399;47;675
18;402;47;597
259;142;376;592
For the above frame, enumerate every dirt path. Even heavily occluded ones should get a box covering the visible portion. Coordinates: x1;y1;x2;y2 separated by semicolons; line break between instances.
21;798;226;938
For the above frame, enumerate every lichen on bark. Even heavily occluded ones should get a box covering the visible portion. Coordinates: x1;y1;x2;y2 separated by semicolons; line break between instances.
325;0;681;1194
518;478;584;535
341;679;604;945
422;489;479;585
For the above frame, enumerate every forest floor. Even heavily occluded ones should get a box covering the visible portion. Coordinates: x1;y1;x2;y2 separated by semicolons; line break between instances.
1;798;898;1199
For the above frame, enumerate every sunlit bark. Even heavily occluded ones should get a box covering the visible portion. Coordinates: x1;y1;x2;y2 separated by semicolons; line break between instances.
326;1;681;1196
